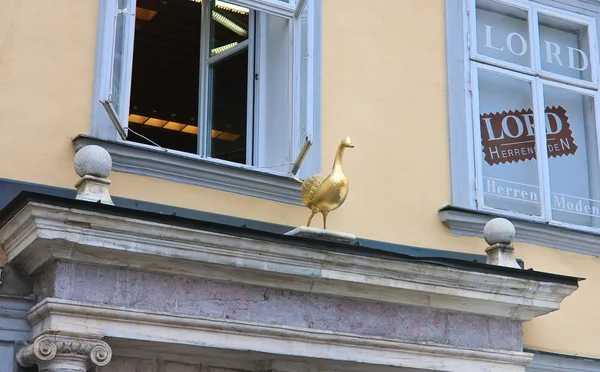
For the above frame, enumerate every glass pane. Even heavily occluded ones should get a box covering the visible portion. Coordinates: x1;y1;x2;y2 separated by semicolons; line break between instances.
545;86;600;226
475;0;531;68
538;13;592;82
111;0;128;114
298;0;309;152
208;49;249;163
126;0;201;153
210;0;249;56
291;0;312;177
477;69;541;216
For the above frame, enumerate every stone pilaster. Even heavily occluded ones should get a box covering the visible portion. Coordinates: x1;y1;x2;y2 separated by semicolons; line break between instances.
17;332;112;372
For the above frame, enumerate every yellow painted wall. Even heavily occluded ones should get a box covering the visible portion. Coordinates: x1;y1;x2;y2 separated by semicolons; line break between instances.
0;0;598;358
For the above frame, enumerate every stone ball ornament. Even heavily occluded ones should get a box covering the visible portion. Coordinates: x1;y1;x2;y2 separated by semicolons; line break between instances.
483;218;516;245
74;145;112;178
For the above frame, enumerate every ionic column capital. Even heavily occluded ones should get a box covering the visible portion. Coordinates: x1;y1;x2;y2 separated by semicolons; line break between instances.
17;333;112;372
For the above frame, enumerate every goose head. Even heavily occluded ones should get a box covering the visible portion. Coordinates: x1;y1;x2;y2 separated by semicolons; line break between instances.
341;137;354;148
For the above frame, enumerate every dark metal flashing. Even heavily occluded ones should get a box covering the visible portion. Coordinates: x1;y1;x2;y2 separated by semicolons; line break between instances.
0;179;582;287
525;349;600;364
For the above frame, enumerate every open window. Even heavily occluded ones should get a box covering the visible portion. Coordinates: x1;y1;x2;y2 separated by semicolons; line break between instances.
461;0;600;231
95;0;319;179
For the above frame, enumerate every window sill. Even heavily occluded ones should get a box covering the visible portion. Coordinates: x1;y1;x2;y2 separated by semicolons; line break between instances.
439;205;600;257
73;135;303;205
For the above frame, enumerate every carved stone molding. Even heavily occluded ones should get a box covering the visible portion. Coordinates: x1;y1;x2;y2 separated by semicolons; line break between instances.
17;332;112;372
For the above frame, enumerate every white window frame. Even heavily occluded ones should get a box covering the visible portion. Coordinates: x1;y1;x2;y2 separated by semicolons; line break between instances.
446;0;600;237
88;0;321;203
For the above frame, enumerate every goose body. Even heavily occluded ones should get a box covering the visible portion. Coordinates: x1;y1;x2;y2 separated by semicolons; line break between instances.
300;137;353;229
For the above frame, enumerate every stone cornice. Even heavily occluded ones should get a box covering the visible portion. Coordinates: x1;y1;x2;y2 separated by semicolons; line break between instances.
27;298;533;372
0;202;578;321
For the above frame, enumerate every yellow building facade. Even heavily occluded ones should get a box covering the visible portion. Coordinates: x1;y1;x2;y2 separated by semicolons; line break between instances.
1;0;599;370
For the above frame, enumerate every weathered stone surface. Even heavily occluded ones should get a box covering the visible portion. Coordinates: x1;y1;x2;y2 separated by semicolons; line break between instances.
158;360;202;372
285;227;356;242
98;357;154;372
0;264;33;297
99;357;252;372
74;145;112;178
488;317;524;350
34;262;523;352
483;218;515;245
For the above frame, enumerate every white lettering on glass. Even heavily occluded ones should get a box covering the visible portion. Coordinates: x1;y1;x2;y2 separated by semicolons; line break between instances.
545;41;563;66
502;115;524;138
568;46;589;71
507;32;527;56
482;25;589;72
522;113;535;136
483;112;566;140
484;178;600;218
546;112;563;135
483;117;504;140
484;25;505;51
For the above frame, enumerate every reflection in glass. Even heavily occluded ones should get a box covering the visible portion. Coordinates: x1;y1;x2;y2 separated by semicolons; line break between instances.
210;0;249;56
298;0;308;146
476;0;531;68
112;0;128;115
544;86;600;226
127;0;201;153
538;13;592;82
208;49;249;163
477;69;540;216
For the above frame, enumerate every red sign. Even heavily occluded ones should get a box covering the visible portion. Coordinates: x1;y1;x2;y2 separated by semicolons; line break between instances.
480;106;577;166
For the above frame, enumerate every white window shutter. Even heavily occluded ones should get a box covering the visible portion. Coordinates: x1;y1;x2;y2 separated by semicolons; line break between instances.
290;0;314;176
100;0;136;140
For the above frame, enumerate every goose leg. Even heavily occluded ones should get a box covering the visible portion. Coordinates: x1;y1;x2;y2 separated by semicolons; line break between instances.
322;211;329;230
306;207;318;227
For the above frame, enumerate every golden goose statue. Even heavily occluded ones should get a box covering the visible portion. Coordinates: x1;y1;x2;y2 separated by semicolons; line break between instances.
301;137;354;229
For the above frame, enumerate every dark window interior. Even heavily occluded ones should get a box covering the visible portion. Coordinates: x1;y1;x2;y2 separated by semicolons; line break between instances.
128;0;250;164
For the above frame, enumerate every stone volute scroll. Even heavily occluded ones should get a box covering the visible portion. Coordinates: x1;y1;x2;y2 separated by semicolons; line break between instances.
74;145;114;205
286;137;356;243
483;218;521;269
17;332;112;372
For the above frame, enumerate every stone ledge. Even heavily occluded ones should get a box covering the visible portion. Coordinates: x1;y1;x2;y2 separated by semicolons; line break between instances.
28;298;534;372
73;135;303;206
439;206;600;257
285;227;356;242
0;201;578;321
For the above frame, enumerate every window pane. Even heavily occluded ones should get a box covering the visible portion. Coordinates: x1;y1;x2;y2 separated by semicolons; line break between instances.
538;13;592;82
475;0;531;68
299;0;308;131
127;0;201;153
254;12;292;173
544;86;600;226
210;0;249;56
208;49;249;163
291;0;312;178
111;0;128;115
477;69;541;216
